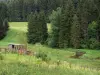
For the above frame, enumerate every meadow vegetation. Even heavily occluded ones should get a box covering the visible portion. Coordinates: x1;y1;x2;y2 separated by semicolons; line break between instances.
0;22;100;75
0;0;100;75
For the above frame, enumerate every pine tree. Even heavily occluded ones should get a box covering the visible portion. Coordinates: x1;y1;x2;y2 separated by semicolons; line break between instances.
27;11;48;44
0;2;8;40
38;11;48;44
58;12;66;48
49;7;62;47
97;17;100;42
77;0;90;47
3;18;9;31
59;0;74;48
27;12;40;44
94;0;100;42
71;14;81;48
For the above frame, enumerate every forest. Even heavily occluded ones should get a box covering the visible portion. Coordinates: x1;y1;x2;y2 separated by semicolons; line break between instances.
0;0;100;49
0;0;100;75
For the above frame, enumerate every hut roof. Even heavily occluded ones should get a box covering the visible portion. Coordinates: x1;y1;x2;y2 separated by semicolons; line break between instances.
8;43;24;46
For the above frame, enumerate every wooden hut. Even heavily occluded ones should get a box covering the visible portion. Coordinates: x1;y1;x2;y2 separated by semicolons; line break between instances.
8;43;26;52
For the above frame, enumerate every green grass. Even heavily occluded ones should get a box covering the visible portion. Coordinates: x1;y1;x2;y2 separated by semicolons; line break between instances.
9;22;28;32
0;22;27;46
0;22;100;75
0;53;100;75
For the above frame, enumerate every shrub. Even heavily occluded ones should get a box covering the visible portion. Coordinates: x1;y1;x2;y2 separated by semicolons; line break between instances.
88;21;97;39
88;38;100;49
0;53;4;60
75;51;86;58
48;7;62;48
35;51;51;62
70;51;86;58
80;39;88;49
48;37;57;48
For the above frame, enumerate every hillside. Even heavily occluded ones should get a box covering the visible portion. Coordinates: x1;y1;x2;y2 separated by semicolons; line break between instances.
0;22;100;75
0;0;100;74
0;22;28;46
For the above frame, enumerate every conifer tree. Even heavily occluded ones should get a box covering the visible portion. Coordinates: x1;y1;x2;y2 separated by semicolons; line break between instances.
27;11;48;44
27;12;39;44
59;0;74;48
58;12;66;48
71;14;81;48
3;19;9;31
49;7;62;47
38;11;48;44
94;0;100;42
77;0;89;47
0;2;8;40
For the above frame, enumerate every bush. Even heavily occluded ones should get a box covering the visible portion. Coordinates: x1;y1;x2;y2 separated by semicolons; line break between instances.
75;51;86;58
35;51;51;62
88;38;100;49
48;37;57;48
80;39;88;49
0;53;4;60
88;21;97;39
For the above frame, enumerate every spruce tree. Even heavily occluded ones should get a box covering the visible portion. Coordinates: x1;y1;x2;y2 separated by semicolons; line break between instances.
77;0;90;48
27;11;48;44
59;0;74;48
58;12;66;48
49;7;62;47
71;14;81;48
94;0;100;42
27;12;39;44
97;17;100;42
3;19;9;31
0;2;8;40
38;11;48;44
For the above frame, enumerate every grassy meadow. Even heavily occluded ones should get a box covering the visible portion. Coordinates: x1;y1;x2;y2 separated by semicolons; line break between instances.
0;22;100;75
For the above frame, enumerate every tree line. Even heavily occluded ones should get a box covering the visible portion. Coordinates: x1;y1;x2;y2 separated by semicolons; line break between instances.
1;0;100;49
0;2;9;40
48;0;100;49
7;0;61;22
27;0;100;49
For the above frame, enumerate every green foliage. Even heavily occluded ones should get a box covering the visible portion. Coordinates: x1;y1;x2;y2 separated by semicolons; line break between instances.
3;19;9;31
38;11;48;44
2;0;100;49
0;2;9;40
0;52;4;60
88;21;98;39
59;0;74;48
0;60;100;75
7;0;61;21
27;11;48;44
58;13;67;48
88;38;100;49
1;22;100;74
80;39;88;49
97;17;100;42
49;7;62;48
77;0;89;42
8;0;26;21
35;51;50;62
27;12;39;44
87;21;100;49
49;0;74;48
71;14;81;48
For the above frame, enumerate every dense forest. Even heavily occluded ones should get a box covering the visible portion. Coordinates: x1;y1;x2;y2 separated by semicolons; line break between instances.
0;0;100;49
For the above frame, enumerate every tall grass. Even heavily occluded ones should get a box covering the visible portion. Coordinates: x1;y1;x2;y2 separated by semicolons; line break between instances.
0;22;100;75
0;53;100;75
